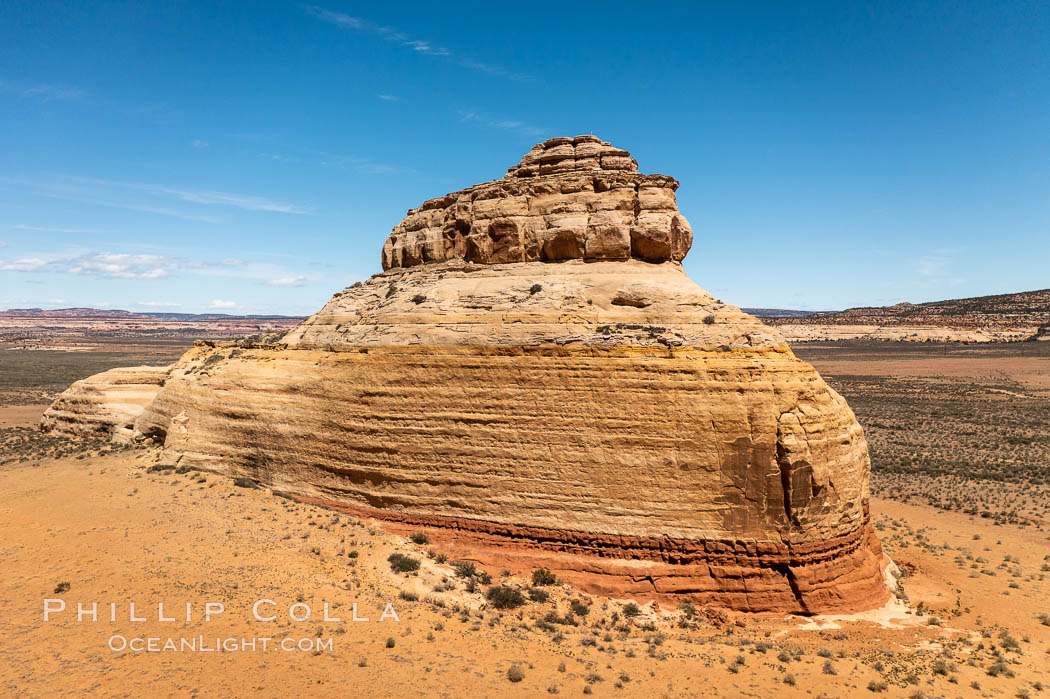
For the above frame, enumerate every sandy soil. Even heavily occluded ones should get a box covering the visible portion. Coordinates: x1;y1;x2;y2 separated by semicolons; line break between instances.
1;440;1047;697
2;343;1049;697
0;405;50;429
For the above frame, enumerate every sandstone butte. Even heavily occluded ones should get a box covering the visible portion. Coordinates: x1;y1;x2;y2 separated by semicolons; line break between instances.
42;136;892;614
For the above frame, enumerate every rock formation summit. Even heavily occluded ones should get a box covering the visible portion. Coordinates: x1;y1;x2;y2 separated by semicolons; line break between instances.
382;135;691;270
44;137;891;613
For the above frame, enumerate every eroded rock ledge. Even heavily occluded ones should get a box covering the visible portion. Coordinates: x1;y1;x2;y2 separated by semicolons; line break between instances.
382;136;692;270
40;365;171;442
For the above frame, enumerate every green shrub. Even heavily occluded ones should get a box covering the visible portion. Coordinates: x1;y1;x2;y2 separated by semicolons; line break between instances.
486;586;526;609
532;568;557;586
528;587;550;603
387;553;420;573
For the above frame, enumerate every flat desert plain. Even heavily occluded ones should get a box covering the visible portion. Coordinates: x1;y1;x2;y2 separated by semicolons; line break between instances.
1;340;1048;697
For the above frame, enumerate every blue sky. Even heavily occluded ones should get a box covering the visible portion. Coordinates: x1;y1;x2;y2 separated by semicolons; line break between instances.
1;1;1047;314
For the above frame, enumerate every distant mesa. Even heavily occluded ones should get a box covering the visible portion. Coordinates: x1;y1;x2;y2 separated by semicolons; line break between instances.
0;307;303;322
766;288;1050;343
43;136;892;613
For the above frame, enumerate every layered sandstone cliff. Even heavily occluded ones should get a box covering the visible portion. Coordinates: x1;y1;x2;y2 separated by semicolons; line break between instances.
41;365;171;442
45;137;890;613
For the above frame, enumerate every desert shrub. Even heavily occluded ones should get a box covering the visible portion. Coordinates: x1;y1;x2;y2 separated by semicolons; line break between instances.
783;674;796;686
532;568;557;586
507;665;525;683
987;661;1008;677
486;585;526;609
385;637;395;648
452;561;477;578
822;660;836;675
53;582;70;594
409;532;429;545
529;284;542;295
570;600;590;617
702;314;715;324
528;587;550;603
868;680;888;692
622;602;642;617
411;294;426;304
387;553;420;573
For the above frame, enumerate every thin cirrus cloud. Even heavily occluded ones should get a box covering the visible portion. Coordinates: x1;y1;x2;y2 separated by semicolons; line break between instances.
0;175;312;221
15;224;106;234
306;6;532;81
459;111;547;138
0;256;48;272
265;276;307;287
0;249;312;286
67;253;175;280
138;301;183;308
210;299;236;308
67;177;313;215
0;78;86;102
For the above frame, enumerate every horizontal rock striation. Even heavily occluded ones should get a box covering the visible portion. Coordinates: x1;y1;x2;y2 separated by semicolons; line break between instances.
128;260;889;612
41;365;171;442
45;136;891;613
381;136;692;270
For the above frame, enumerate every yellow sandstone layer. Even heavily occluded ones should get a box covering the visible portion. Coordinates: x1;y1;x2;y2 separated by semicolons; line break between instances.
40;365;171;443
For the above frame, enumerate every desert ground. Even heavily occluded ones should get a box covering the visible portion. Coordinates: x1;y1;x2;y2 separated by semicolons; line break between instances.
1;339;1048;697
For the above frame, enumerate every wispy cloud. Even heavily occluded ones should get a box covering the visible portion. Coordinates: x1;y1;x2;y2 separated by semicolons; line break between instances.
252;147;406;175
0;257;48;272
0;248;314;287
15;224;106;234
210;299;236;308
0;241;6;248
69;177;313;214
138;301;183;308
913;249;965;286
1;175;312;219
306;6;531;81
376;94;403;102
191;139;209;149
459;111;547;137
0;78;86;103
67;253;173;279
265;275;306;287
